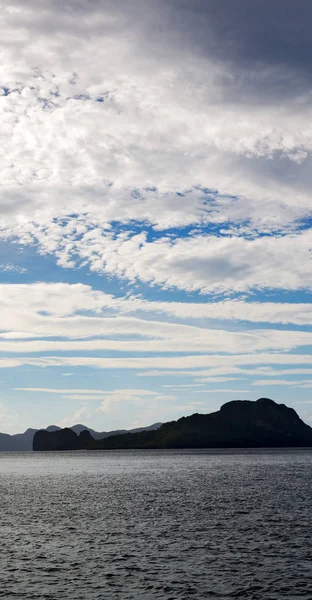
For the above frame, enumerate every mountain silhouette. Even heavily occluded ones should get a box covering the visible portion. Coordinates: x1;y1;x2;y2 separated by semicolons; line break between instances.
32;398;312;451
33;428;94;451
0;422;162;451
89;398;312;450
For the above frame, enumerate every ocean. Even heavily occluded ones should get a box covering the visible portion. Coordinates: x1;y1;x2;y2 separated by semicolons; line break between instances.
1;449;312;599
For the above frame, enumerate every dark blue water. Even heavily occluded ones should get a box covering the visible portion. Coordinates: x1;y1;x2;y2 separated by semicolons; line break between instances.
1;449;312;599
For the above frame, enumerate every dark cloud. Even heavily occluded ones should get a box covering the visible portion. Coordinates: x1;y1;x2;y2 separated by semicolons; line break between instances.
7;0;312;100
166;0;312;65
161;0;312;102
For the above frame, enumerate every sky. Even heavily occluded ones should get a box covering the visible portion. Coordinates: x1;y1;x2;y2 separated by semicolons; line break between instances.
0;0;312;434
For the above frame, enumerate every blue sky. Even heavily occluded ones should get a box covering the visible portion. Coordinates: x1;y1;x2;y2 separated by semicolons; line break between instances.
0;0;312;433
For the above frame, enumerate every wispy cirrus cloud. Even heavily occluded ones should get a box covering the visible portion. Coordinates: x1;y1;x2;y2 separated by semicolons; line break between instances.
1;283;312;356
253;380;312;388
1;282;312;325
5;353;312;372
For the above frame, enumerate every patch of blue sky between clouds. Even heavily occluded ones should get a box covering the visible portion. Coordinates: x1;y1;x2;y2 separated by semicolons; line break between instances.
1;236;312;318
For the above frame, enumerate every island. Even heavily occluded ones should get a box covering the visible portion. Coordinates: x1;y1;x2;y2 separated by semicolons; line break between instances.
33;398;312;451
33;428;94;451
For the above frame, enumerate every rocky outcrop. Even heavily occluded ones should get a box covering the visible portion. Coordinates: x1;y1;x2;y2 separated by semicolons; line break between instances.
33;428;93;451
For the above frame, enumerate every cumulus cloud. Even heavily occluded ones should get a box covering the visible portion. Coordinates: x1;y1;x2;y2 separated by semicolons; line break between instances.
0;0;311;297
95;389;177;413
58;406;92;428
43;228;310;294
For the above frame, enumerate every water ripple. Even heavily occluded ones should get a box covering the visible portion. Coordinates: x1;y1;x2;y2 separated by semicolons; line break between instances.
1;449;312;599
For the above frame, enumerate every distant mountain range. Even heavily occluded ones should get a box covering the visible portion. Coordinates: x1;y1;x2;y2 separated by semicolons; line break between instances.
33;398;312;451
0;422;162;451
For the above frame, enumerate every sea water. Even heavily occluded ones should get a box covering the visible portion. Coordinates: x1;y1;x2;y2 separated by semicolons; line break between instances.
1;449;312;599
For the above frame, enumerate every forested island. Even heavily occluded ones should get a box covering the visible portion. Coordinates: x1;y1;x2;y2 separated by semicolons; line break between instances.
33;398;312;451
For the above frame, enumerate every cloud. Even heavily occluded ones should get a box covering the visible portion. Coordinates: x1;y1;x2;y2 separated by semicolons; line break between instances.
0;263;27;273
0;402;19;434
0;2;312;429
57;229;311;294
5;353;312;372
2;328;312;354
176;0;312;92
58;406;92;428
0;0;311;297
14;387;177;411
1;283;312;327
14;387;114;394
253;379;312;388
123;297;312;326
94;389;177;413
191;389;250;394
0;283;312;361
162;384;205;389
192;378;242;384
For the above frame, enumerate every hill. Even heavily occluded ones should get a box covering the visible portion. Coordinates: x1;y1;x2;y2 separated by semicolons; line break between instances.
32;399;312;451
0;422;162;451
33;428;94;451
89;398;312;450
0;428;38;452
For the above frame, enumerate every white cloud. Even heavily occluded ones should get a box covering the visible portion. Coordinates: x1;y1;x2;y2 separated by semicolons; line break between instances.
1;327;312;354
3;226;312;296
94;389;176;413
1;283;312;331
14;387;176;411
14;387;115;394
4;353;312;372
0;284;312;360
133;298;312;326
253;379;312;387
58;406;92;428
0;402;19;434
0;263;27;273
162;384;205;388
193;377;243;383
201;389;250;393
0;0;312;297
53;228;310;295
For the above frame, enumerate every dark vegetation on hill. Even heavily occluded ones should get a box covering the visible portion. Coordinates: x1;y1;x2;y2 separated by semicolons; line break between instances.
33;398;312;451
